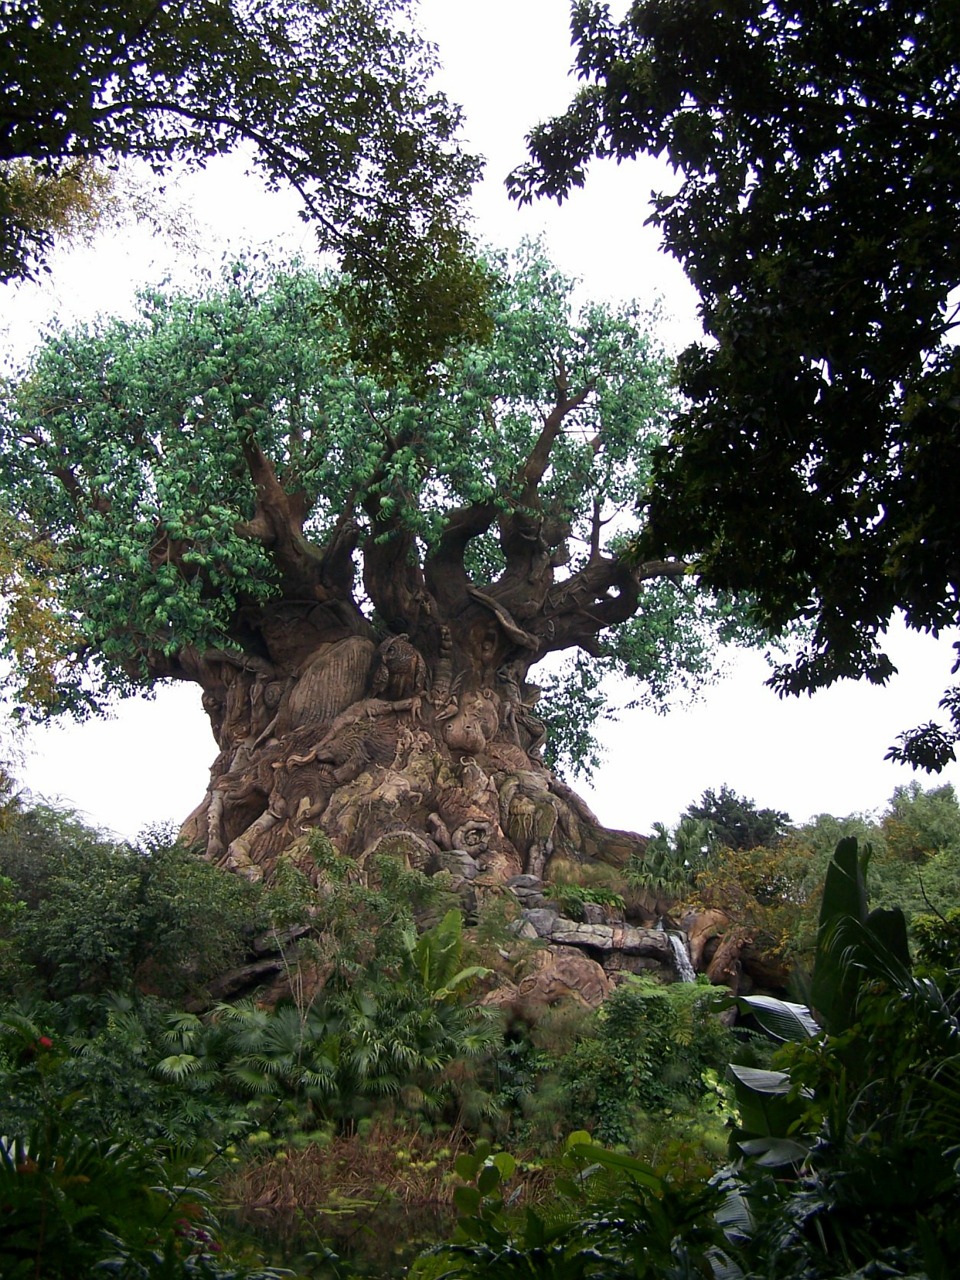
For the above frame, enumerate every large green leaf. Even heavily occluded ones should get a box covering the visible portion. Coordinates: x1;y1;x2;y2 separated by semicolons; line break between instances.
736;1136;809;1167
566;1140;664;1192
737;994;819;1043
812;838;910;1033
726;1064;809;1140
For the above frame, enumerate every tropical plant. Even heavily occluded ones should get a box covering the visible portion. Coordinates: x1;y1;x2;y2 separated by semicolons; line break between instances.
626;815;714;904
880;781;960;863
563;976;736;1147
913;906;960;992
412;1133;729;1280
0;1008;289;1278
722;837;960;1276
157;907;500;1136
0;1124;176;1279
495;974;731;1154
546;881;625;922
0;998;244;1149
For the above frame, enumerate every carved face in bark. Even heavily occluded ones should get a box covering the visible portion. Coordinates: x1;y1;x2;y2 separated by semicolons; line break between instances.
440;689;500;754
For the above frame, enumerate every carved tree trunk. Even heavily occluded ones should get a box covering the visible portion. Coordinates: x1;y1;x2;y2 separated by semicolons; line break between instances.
178;601;644;886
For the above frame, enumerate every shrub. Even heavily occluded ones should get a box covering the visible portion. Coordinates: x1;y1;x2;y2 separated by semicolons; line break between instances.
0;804;262;999
556;976;734;1147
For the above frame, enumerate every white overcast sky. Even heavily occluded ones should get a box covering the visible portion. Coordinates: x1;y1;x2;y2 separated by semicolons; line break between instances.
4;0;959;837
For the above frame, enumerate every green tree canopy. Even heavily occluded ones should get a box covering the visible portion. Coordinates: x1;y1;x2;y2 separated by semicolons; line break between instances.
0;246;757;772
0;0;488;373
684;785;791;852
511;0;960;768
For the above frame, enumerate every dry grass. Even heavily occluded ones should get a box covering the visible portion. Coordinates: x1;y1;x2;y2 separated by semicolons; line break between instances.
216;1121;557;1272
220;1121;553;1219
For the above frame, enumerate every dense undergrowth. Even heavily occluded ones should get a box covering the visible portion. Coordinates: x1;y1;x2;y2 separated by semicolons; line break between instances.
2;774;960;1276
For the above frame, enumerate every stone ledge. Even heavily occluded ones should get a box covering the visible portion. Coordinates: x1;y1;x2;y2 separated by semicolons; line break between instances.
520;909;672;959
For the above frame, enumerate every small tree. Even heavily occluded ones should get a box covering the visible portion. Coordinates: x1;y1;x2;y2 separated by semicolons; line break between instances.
684;785;791;852
0;804;259;999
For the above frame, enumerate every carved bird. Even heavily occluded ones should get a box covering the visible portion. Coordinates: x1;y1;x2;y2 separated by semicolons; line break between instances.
369;633;428;702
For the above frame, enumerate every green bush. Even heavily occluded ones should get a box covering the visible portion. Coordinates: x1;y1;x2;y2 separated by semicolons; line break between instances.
0;999;244;1148
0;805;262;999
556;976;735;1146
548;882;626;921
913;906;960;991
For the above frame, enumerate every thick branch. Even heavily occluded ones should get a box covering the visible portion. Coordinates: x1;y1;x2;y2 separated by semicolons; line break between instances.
354;404;438;633
89;97;379;271
536;556;688;655
234;430;336;594
319;508;362;598
496;386;592;600
518;385;593;505
121;641;278;690
467;586;540;651
360;467;429;632
423;499;498;611
52;462;111;515
362;520;429;635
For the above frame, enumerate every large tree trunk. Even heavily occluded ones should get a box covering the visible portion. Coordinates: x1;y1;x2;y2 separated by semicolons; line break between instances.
178;607;644;887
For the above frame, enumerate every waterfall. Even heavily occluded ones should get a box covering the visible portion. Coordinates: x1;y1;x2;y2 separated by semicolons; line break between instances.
654;919;696;982
667;931;696;983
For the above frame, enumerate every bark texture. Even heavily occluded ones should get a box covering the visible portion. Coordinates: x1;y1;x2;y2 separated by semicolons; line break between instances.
179;616;647;885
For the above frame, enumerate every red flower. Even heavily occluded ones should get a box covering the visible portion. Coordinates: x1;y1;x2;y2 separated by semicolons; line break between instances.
37;1036;53;1050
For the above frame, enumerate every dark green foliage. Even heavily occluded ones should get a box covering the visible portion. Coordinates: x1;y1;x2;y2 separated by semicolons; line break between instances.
797;783;960;926
0;804;261;1000
512;0;960;769
0;998;241;1147
0;0;488;375
684;785;791;852
0;1123;175;1279
0;1127;290;1277
557;977;735;1146
0;817;500;1147
146;857;500;1136
637;783;960;969
0;871;25;987
424;840;960;1278
494;976;735;1150
881;780;960;861
913;907;960;993
732;841;960;1276
413;1135;728;1280
0;1012;289;1278
627;788;791;911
